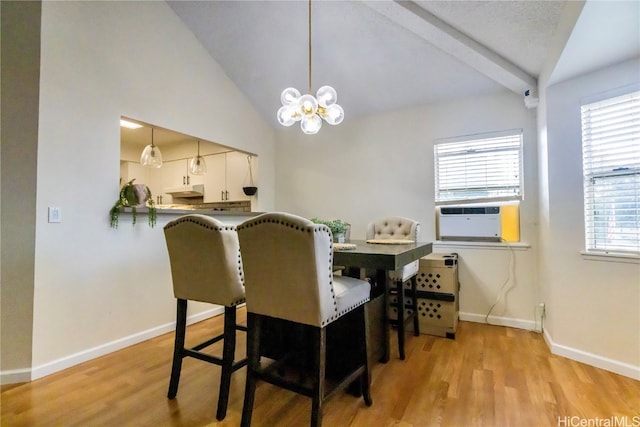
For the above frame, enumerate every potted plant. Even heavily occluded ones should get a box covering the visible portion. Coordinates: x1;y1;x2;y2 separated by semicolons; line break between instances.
110;179;157;228
310;218;350;243
243;155;258;196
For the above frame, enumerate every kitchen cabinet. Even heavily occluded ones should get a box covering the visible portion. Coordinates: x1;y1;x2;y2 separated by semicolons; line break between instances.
120;161;169;204
202;154;226;202
147;167;163;204
163;159;204;188
203;152;256;202
160;159;204;202
120;161;148;186
226;151;256;201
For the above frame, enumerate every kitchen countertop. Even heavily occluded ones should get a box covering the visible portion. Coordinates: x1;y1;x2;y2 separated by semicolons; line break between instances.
123;206;261;215
121;206;262;226
160;208;258;216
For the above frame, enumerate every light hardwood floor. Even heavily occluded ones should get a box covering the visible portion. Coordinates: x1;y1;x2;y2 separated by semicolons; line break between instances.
2;306;639;426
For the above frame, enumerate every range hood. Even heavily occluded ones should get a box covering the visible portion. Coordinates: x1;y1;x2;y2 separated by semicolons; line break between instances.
164;184;204;198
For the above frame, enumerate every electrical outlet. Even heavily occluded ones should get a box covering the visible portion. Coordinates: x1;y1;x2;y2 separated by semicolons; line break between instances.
538;303;546;318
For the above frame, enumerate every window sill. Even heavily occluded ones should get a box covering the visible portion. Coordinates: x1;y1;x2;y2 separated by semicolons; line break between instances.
433;240;530;250
580;251;640;264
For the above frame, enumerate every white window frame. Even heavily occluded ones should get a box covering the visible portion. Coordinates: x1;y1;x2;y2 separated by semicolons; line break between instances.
434;129;524;206
581;89;640;256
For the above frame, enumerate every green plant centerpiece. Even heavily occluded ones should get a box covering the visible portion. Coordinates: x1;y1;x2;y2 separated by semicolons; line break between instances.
110;179;157;228
310;218;350;242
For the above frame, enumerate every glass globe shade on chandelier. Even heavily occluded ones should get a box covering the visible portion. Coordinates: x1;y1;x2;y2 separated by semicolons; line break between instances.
276;0;344;134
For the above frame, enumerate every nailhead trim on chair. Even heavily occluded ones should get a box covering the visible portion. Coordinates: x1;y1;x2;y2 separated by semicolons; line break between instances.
374;218;417;240
165;215;237;232
238;215;342;327
232;250;246;307
166;215;247;307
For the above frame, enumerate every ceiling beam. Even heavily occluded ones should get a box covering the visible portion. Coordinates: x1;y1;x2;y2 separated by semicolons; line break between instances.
363;0;537;96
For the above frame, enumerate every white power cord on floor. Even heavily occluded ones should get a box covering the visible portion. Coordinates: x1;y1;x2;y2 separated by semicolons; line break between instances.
484;238;516;325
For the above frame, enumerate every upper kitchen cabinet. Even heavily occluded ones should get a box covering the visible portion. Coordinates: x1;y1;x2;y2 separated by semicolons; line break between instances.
119;161;148;187
159;158;205;203
203;151;257;202
162;159;204;189
152;159;205;203
226;151;257;201
202;153;226;202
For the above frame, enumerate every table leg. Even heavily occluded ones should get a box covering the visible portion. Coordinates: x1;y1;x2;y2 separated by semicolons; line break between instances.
376;269;390;363
343;267;388;365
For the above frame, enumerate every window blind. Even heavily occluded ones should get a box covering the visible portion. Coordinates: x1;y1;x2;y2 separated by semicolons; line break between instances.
581;90;640;254
434;130;523;204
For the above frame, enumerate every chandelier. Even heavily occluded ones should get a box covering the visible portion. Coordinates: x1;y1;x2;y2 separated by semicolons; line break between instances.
277;0;344;134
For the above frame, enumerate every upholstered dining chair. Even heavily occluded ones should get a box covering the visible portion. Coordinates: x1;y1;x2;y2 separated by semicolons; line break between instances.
163;214;247;421
366;216;420;360
237;212;373;427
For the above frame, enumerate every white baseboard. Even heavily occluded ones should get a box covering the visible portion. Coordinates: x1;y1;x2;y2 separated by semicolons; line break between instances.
460;312;639;380
0;368;32;385
1;306;224;385
459;311;536;331
543;329;640;380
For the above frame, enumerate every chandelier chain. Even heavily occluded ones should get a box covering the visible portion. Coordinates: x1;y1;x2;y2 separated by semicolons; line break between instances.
308;0;312;94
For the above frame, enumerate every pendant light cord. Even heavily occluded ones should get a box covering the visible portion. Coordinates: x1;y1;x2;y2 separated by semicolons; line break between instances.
308;0;312;94
247;155;254;185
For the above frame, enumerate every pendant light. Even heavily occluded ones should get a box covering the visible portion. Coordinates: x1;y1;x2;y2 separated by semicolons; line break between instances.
277;0;344;134
189;140;207;175
140;127;163;168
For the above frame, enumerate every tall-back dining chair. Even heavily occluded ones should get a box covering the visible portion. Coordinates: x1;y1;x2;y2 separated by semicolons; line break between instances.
367;216;420;360
237;212;373;427
163;214;247;421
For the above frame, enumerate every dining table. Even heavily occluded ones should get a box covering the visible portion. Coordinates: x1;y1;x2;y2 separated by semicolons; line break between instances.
256;238;433;387
332;239;433;364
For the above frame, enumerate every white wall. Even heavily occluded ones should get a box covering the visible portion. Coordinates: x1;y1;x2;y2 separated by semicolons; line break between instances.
275;90;540;329
25;1;275;377
541;58;640;377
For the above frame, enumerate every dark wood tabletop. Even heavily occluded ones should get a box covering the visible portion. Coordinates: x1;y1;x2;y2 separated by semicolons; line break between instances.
332;240;433;271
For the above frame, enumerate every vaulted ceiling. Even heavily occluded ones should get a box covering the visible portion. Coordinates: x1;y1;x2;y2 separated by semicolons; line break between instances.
166;0;639;128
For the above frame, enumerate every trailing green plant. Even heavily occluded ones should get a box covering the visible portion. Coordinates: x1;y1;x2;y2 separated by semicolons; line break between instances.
110;179;157;228
310;218;349;235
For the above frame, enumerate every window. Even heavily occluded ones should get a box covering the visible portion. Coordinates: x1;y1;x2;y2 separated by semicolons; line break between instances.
434;130;523;205
581;90;640;255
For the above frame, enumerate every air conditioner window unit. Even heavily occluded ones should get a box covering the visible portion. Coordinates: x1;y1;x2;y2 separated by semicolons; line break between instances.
438;206;502;242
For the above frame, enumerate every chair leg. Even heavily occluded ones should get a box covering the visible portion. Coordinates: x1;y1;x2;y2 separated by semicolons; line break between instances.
168;299;187;399
358;305;373;406
241;313;260;427
310;327;326;427
395;280;406;360
217;306;237;421
411;276;420;337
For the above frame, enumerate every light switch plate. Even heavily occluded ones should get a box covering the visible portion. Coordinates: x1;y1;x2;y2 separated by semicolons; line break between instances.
48;207;61;223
